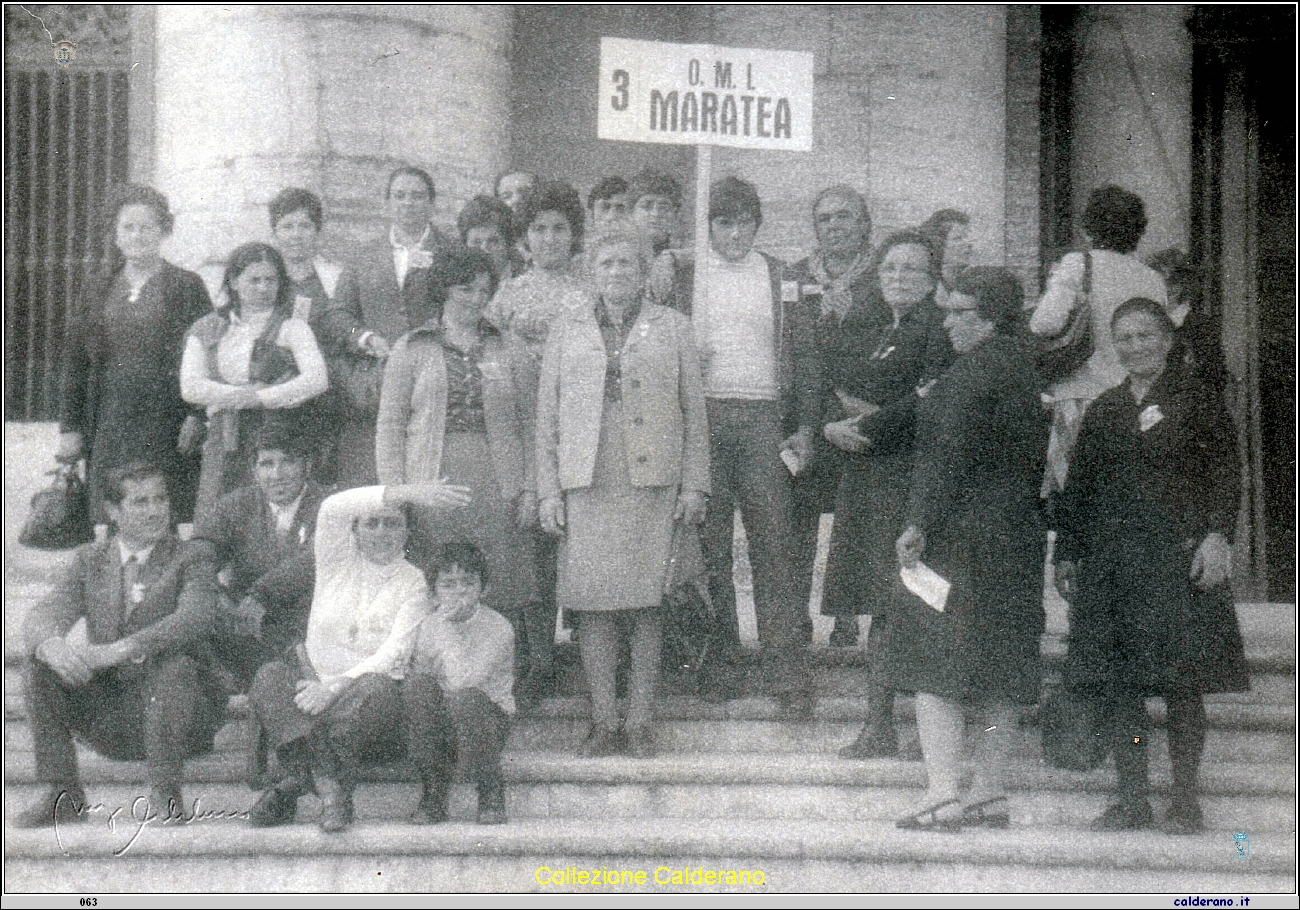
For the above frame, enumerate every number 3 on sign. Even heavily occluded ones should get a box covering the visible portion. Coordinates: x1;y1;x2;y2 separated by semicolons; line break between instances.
81;900;98;907
611;69;629;110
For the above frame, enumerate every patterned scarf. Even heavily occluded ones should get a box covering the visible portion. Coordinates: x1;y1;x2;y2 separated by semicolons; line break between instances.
808;249;873;323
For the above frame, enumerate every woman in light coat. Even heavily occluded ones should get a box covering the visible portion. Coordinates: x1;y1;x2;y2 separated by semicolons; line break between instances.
536;229;710;757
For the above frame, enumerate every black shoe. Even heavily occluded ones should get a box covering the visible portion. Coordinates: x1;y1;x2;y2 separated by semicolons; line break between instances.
838;722;900;759
625;726;656;759
697;660;745;703
895;798;964;831
410;781;450;825
476;778;507;825
579;727;623;757
1089;799;1154;832
13;786;88;829
1162;799;1204;835
516;668;557;711
249;779;302;828
959;796;1012;829
829;617;859;647
318;778;354;833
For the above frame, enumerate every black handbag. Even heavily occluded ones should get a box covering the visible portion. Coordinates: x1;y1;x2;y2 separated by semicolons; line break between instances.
1036;251;1093;384
1039;686;1105;772
20;463;94;550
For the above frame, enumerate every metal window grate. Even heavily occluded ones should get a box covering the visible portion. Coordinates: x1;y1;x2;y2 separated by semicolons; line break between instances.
4;69;129;421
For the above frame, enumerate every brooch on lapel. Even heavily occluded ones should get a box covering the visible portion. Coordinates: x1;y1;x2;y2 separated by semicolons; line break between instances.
1138;404;1165;432
129;583;147;605
915;379;937;399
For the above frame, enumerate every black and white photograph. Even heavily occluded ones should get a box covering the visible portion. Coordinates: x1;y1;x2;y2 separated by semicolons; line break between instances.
3;3;1295;899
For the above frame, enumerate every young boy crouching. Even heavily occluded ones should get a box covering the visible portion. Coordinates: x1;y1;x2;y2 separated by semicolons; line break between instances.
405;542;515;825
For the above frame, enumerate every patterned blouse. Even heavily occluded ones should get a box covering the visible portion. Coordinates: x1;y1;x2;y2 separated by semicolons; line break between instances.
442;338;487;434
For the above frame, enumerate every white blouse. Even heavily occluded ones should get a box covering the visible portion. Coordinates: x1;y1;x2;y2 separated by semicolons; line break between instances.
303;486;430;681
179;312;328;413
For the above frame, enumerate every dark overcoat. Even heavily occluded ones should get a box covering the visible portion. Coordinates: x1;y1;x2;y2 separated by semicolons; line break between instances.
1056;363;1249;697
819;292;953;617
59;262;212;522
881;336;1049;704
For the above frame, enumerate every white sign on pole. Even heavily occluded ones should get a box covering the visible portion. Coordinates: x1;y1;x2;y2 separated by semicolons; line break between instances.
598;38;814;152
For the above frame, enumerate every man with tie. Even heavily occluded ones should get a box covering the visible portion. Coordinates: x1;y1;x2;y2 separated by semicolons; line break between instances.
191;422;330;690
323;165;457;486
15;461;225;827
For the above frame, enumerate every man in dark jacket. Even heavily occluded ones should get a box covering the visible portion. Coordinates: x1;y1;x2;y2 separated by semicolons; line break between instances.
16;461;224;827
191;422;328;689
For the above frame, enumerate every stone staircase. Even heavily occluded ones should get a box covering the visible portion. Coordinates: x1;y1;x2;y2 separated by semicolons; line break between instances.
4;605;1296;893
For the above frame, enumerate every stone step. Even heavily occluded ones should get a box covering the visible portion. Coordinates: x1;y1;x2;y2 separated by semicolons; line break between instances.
6;742;1294;799
6;777;1295;833
7;669;1296;726
4;817;1294;892
8;712;1294;765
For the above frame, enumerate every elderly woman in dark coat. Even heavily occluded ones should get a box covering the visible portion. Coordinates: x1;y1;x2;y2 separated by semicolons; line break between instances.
1054;297;1248;834
57;185;212;523
890;267;1047;831
820;230;953;758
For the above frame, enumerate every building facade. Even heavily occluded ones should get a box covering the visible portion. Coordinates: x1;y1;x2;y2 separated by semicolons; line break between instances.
4;4;1293;597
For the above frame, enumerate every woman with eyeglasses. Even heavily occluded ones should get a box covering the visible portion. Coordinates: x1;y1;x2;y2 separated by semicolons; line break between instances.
820;230;953;759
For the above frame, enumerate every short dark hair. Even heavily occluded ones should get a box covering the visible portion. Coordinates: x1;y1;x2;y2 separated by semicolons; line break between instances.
220;243;293;319
627;169;682;208
812;185;871;234
103;461;168;506
252;418;317;462
387;166;436;201
871;229;937;281
106;184;174;236
429;540;490;587
588;176;629;210
456;194;515;245
949;266;1024;334
709;176;762;226
269;187;323;231
917;208;970;267
1111;296;1177;335
1082;185;1147;254
519;180;585;254
428;245;499;307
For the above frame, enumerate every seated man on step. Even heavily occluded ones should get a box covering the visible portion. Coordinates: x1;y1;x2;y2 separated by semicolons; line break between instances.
16;461;226;827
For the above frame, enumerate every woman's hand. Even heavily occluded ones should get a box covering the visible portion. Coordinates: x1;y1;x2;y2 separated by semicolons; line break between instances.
824;416;871;454
295;677;347;716
55;432;84;465
1054;559;1079;602
389;481;473;512
362;334;391;359
515;490;539;530
539;495;566;537
896;525;925;569
835;391;881;421
674;490;708;526
1190;532;1231;590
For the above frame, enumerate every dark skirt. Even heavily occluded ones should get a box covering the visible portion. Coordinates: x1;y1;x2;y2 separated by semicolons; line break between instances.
820;452;910;617
1066;519;1250;698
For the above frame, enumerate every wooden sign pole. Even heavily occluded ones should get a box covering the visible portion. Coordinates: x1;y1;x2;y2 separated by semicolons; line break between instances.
693;143;712;316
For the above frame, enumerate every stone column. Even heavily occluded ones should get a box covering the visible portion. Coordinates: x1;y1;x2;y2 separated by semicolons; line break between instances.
149;5;514;277
1071;5;1192;256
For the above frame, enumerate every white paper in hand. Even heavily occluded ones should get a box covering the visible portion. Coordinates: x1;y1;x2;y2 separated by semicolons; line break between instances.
900;561;951;612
